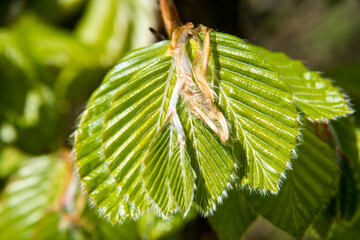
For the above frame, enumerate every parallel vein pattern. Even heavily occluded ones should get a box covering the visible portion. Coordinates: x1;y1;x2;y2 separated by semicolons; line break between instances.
181;104;237;214
75;28;351;222
208;32;299;192
74;41;170;222
247;120;338;238
256;48;352;120
143;125;195;217
102;57;176;214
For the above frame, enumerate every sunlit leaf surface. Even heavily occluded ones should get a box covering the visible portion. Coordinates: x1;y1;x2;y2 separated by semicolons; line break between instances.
207;32;299;192
74;41;170;222
75;28;352;222
246;120;338;238
256;47;352;120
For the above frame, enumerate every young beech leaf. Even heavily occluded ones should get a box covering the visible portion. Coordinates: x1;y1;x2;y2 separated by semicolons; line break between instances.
102;57;178;215
74;41;171;223
101;28;240;216
75;26;351;222
254;47;353;120
180;101;237;215
246;120;339;239
143;124;195;217
205;32;299;192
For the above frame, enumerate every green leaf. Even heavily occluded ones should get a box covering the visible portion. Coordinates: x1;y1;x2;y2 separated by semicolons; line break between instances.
102;56;175;214
143;125;195;216
331;117;360;222
255;47;352;120
246;120;339;239
0;155;67;240
76;28;354;222
77;29;306;219
180;103;237;214
210;190;257;240
313;198;337;239
102;42;237;215
206;32;299;192
74;40;171;223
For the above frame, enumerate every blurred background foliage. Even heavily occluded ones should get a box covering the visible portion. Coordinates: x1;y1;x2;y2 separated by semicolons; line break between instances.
0;0;359;239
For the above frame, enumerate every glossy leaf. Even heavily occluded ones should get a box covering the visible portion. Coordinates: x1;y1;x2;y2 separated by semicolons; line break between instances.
246;120;339;238
75;28;354;223
102;39;238;215
180;104;237;214
143;125;195;216
206;32;299;192
256;47;352;120
102;56;174;214
74;41;171;222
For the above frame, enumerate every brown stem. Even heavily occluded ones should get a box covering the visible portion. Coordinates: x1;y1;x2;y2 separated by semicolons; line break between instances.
160;0;182;39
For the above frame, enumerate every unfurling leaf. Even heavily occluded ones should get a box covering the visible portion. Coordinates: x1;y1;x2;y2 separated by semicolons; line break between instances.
74;24;351;222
